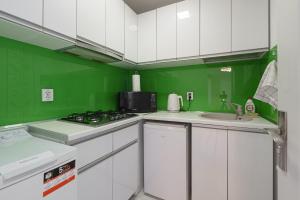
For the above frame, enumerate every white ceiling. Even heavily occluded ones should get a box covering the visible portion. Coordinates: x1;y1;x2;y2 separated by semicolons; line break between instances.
125;0;184;14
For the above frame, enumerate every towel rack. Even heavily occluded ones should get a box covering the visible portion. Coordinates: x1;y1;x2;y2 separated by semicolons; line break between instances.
265;111;287;172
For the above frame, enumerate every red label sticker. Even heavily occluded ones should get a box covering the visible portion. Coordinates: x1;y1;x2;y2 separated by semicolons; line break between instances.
43;160;76;197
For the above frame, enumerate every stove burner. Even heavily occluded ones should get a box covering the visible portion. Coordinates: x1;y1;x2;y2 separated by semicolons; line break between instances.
61;111;137;127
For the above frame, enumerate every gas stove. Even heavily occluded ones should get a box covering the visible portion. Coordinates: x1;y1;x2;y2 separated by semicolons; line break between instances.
61;111;138;127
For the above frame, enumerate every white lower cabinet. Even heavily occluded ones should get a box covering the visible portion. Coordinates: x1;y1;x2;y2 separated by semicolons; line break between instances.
144;123;188;200
77;124;139;200
113;143;139;200
228;130;273;200
192;127;227;200
192;127;273;200
78;158;113;200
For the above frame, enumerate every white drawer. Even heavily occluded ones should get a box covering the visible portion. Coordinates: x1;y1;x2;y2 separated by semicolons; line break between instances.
113;124;139;150
75;134;112;169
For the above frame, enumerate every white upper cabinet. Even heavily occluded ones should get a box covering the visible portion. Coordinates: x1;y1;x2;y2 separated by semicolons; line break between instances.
200;0;231;55
125;4;138;63
157;4;177;60
43;0;76;38
77;0;106;46
0;0;43;26
177;0;199;58
138;10;157;63
232;0;269;51
106;0;125;54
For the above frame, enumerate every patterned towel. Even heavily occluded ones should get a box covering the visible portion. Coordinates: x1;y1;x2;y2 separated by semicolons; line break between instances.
254;60;278;108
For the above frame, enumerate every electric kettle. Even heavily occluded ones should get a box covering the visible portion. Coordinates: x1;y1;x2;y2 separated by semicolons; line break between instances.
167;93;183;112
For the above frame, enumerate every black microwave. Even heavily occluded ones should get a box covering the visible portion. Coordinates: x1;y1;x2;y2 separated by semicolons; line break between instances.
119;92;157;113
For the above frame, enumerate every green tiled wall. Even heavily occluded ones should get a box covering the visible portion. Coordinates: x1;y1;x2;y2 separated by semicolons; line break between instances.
0;35;277;126
0;37;129;126
137;48;278;124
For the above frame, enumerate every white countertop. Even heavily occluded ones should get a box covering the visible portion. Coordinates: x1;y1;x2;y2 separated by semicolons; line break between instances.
28;115;143;144
28;111;277;144
144;111;278;130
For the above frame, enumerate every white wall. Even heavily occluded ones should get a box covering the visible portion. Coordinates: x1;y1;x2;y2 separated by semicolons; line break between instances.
270;0;278;48
277;0;300;199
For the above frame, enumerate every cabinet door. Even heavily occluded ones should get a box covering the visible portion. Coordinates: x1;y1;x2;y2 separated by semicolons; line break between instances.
77;0;106;46
192;127;227;200
74;134;112;169
78;158;113;200
106;0;125;54
144;123;187;200
113;143;139;200
157;4;177;60
44;0;76;38
200;0;231;55
177;0;199;58
0;0;43;25
125;4;138;63
232;0;269;51
138;10;157;63
228;131;273;200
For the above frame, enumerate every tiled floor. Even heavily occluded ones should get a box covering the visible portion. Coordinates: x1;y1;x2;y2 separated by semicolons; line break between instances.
134;192;157;200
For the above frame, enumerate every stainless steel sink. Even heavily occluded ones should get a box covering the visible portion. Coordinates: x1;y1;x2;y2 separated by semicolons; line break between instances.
201;113;253;122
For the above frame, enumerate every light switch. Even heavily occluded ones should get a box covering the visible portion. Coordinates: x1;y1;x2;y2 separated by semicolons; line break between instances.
42;89;54;102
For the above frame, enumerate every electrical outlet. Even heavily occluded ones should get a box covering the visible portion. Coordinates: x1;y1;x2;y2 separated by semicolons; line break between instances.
187;92;194;101
42;89;54;102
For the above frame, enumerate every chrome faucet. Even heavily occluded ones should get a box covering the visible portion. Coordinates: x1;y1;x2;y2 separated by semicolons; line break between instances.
228;102;243;119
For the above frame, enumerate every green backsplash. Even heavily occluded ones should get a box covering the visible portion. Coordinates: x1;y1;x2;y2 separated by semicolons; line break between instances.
0;36;129;126
0;35;277;126
138;49;278;124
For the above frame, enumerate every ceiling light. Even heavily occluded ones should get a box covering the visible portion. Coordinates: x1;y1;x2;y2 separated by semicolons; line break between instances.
221;67;232;72
177;11;190;19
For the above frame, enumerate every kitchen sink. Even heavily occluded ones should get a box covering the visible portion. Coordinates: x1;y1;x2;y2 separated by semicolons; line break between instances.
201;113;253;122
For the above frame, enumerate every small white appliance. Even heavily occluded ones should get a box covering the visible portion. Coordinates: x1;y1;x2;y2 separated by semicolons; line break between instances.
167;93;183;112
0;127;77;200
144;122;188;200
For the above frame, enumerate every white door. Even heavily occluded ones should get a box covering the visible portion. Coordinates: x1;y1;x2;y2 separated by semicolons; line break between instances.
144;123;187;200
78;158;113;200
138;10;157;63
113;143;138;200
228;131;273;200
77;0;106;46
125;4;138;63
0;0;43;25
177;0;199;58
43;0;76;38
232;0;269;51
200;0;231;55
106;0;125;54
192;127;227;200
157;4;177;60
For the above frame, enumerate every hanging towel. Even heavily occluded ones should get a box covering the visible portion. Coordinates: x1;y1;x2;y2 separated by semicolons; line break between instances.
254;60;278;108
